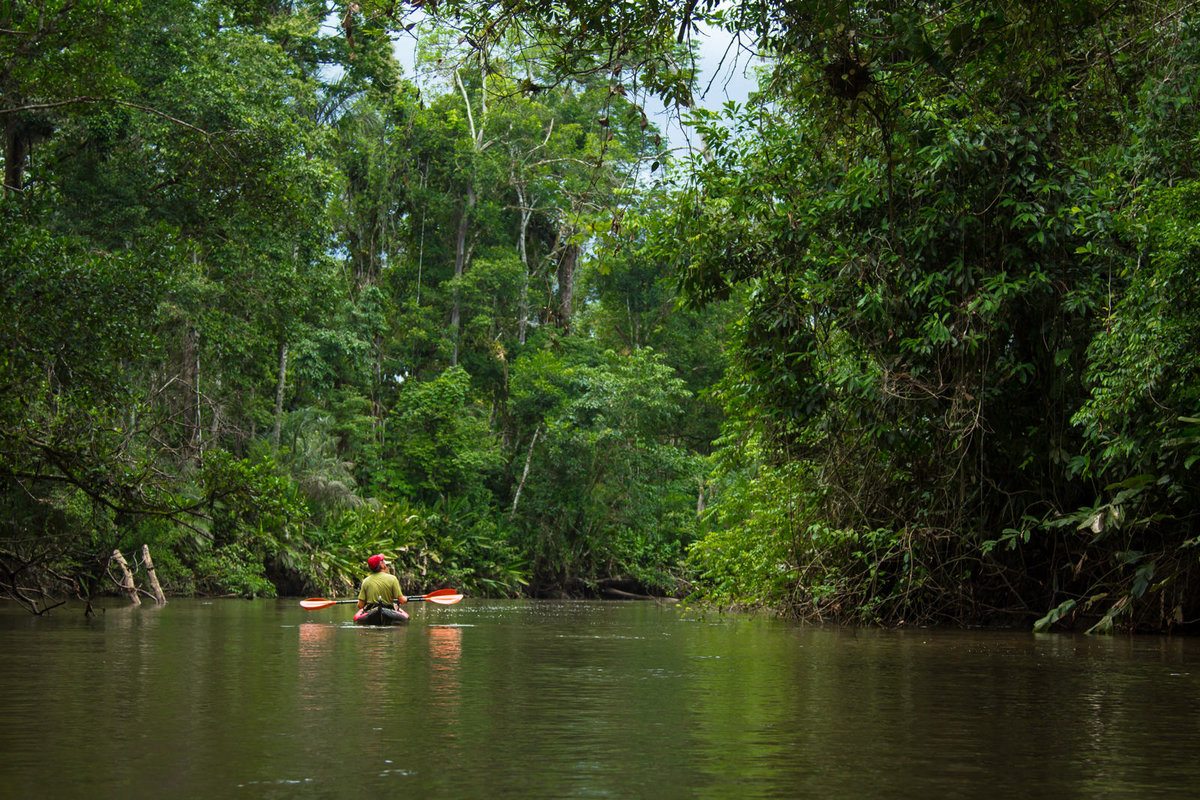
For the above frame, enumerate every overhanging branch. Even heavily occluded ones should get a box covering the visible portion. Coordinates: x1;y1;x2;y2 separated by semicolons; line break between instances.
0;97;211;137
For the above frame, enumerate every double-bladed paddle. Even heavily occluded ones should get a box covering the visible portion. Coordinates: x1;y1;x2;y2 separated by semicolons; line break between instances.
299;588;463;610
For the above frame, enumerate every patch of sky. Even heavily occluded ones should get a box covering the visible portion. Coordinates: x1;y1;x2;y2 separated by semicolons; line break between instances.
385;13;764;160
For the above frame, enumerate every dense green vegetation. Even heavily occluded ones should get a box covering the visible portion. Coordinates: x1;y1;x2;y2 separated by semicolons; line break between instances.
3;0;1198;631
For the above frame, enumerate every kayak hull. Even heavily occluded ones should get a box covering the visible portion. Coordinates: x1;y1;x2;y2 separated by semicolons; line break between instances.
354;605;410;625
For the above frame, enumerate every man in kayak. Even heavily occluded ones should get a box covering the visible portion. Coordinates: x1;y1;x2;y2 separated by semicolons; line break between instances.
357;554;406;613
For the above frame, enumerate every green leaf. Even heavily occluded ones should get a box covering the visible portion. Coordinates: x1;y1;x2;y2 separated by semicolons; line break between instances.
1034;599;1077;633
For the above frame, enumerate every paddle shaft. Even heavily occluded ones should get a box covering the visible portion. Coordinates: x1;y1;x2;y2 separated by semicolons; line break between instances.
308;596;436;604
299;588;462;610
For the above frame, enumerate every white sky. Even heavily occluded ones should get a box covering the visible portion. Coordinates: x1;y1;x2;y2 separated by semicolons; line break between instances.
653;24;762;156
386;19;763;158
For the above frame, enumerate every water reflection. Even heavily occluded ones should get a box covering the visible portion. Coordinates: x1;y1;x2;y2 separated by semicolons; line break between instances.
298;621;335;654
2;600;1200;799
426;625;463;731
297;623;335;710
357;622;409;722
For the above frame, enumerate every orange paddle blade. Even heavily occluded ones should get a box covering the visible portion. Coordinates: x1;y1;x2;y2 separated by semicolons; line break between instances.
299;598;351;609
406;588;464;605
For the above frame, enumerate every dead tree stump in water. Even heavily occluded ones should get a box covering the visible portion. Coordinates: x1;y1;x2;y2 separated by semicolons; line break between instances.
141;544;167;605
110;549;141;606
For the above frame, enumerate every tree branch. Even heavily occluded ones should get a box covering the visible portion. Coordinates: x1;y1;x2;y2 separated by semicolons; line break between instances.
0;97;211;137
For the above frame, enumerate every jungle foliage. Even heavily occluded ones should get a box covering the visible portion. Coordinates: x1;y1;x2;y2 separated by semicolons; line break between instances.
669;0;1200;631
3;1;1199;631
1;0;713;610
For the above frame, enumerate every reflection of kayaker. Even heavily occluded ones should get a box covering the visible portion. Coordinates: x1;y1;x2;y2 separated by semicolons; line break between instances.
355;554;409;625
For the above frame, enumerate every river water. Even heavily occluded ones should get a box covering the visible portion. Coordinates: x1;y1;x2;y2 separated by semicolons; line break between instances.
1;598;1198;798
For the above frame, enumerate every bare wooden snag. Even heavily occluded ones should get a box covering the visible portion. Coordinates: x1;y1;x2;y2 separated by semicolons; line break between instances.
111;549;141;606
142;544;167;605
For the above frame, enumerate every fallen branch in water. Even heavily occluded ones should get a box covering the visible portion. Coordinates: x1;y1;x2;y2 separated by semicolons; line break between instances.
602;586;678;602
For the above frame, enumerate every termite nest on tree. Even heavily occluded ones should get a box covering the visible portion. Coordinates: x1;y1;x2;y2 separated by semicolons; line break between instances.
824;56;872;100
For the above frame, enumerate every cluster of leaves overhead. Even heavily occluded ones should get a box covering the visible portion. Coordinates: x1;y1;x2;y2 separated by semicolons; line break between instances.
362;0;706;117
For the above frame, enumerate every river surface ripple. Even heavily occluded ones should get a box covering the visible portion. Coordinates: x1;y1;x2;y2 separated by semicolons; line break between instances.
1;598;1197;798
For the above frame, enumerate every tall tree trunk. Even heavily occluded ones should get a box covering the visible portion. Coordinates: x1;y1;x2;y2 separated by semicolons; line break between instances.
556;242;578;332
515;183;533;345
3;107;55;196
3;114;29;195
182;325;203;457
510;424;542;519
450;65;488;366
272;341;288;449
451;186;476;366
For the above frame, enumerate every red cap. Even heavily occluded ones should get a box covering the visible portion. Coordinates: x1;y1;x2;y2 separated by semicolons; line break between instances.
367;554;386;571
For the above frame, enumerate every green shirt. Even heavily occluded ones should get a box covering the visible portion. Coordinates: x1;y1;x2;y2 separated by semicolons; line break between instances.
358;571;403;606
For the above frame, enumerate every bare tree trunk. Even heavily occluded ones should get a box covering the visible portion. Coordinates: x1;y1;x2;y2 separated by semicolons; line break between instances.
272;341;288;449
515;183;533;345
180;325;200;456
141;545;166;605
510;424;542;519
451;187;476;366
416;211;426;304
110;550;141;606
450;64;490;367
3;114;29;195
556;242;578;332
195;330;203;456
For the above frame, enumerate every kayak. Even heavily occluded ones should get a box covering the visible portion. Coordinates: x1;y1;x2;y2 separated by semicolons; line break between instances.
353;604;410;626
354;604;409;625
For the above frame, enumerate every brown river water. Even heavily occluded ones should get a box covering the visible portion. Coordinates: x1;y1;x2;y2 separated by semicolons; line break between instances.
1;598;1198;798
